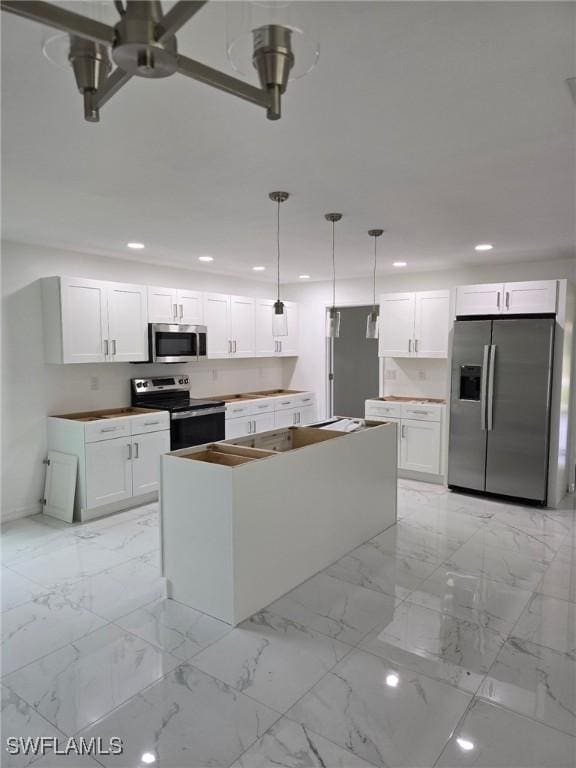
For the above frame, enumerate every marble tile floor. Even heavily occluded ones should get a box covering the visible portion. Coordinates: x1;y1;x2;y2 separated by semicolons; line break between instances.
1;482;575;768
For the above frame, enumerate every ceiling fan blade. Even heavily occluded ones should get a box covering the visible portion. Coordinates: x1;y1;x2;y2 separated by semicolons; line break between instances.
175;53;270;109
0;1;115;46
95;67;133;109
157;1;208;43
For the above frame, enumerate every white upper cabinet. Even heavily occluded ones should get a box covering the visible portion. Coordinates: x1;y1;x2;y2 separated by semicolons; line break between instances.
379;291;449;358
456;280;557;316
255;299;276;356
177;289;203;325
57;277;108;364
413;290;450;358
230;295;256;357
379;293;416;358
203;293;231;358
42;277;147;364
502;280;557;315
107;283;148;362
148;287;204;324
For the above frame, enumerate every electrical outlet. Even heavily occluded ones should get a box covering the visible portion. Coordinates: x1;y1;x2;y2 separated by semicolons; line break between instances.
418;370;427;380
89;376;99;391
384;369;396;380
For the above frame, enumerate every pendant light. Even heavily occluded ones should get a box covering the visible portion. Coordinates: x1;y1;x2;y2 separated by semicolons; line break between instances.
270;191;290;337
366;229;384;339
325;212;343;338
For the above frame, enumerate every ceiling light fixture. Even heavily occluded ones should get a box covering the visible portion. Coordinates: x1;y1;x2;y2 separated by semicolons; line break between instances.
1;0;300;123
325;212;343;338
385;673;399;688
456;738;475;752
474;244;493;251
270;191;290;337
198;255;214;262
252;266;266;271
366;228;384;339
127;241;145;249
393;261;407;268
140;753;156;765
299;274;311;280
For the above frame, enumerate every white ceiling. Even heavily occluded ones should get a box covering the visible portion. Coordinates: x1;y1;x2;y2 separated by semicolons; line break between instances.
2;1;575;282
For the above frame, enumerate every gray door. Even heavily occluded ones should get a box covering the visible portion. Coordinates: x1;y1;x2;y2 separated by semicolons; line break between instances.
485;318;554;502
333;306;379;418
448;320;492;491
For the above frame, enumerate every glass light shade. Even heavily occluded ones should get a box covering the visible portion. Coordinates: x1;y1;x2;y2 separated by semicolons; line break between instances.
272;300;288;336
326;307;341;338
226;1;319;80
366;310;379;339
42;2;116;69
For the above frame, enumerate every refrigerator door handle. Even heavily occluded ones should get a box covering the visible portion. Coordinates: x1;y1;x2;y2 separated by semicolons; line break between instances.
480;344;490;431
487;344;496;431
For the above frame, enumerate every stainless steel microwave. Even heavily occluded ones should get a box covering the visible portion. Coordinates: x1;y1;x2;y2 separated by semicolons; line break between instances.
148;324;207;363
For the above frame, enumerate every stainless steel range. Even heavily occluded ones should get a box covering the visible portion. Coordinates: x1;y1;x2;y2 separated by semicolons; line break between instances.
131;376;225;450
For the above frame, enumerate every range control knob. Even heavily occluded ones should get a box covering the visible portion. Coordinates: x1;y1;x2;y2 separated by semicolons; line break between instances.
178;378;184;384
184;378;189;384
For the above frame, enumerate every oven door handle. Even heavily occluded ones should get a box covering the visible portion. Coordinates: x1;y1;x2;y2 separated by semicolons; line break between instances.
171;407;226;420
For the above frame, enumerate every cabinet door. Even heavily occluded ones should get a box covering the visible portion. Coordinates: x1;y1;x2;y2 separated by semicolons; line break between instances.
177;290;204;325
378;293;416;357
400;419;441;474
86;437;132;509
147;286;178;324
132;430;171;496
276;301;299;356
60;277;108;363
107;283;148;362
204;293;231;358
502;281;557;315
299;404;317;425
274;407;299;428
455;283;503;316
414;290;450;358
225;415;253;439
253;412;275;434
230;295;256;357
255;299;277;356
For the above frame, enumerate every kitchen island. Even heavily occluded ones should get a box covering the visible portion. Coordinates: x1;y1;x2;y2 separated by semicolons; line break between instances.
160;421;397;625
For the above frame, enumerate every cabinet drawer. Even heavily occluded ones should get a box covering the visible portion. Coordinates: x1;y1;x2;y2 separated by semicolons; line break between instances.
274;397;297;411
130;412;170;435
226;401;260;418
85;418;131;443
295;393;316;408
400;404;442;422
365;400;402;419
251;399;274;414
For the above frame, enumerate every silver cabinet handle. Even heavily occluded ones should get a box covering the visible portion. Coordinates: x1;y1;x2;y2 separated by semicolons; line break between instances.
505;292;510;310
179;304;184;320
173;303;178;321
408;339;412;353
401;424;406;438
144;420;160;426
293;412;298;425
101;425;120;433
134;442;139;459
233;340;237;353
480;344;490;431
497;292;501;310
127;443;132;459
228;340;232;353
410;409;430;415
104;339;109;357
111;339;117;356
487;344;496;431
414;339;419;353
247;420;253;434
252;420;257;433
257;404;269;409
281;401;291;406
279;341;282;354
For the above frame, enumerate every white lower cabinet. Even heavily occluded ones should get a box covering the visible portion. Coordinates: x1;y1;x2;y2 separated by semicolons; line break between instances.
225;393;317;437
86;438;132;509
132;430;171;495
399;419;441;474
225;415;254;439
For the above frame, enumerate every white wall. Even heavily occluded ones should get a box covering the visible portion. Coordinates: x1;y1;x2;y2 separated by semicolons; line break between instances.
1;240;289;521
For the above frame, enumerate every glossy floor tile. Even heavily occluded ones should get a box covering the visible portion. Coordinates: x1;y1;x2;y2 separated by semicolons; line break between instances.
78;664;279;767
436;698;576;767
192;609;350;712
2;485;575;767
478;637;576;736
3;623;179;735
287;648;472;768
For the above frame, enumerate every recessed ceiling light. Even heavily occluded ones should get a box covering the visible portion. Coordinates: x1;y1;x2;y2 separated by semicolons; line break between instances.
252;266;266;271
299;274;311;279
393;261;407;268
140;753;156;765
475;243;493;251
385;673;399;687
456;738;475;752
198;255;214;262
127;242;145;250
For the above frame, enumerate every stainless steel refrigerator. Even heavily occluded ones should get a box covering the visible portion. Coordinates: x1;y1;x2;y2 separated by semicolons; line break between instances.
448;317;555;503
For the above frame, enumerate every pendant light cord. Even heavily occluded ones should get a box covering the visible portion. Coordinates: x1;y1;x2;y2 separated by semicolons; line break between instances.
372;235;377;311
277;198;281;303
332;220;336;309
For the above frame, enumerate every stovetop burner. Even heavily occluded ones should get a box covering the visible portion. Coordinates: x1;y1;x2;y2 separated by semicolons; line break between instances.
131;376;224;413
